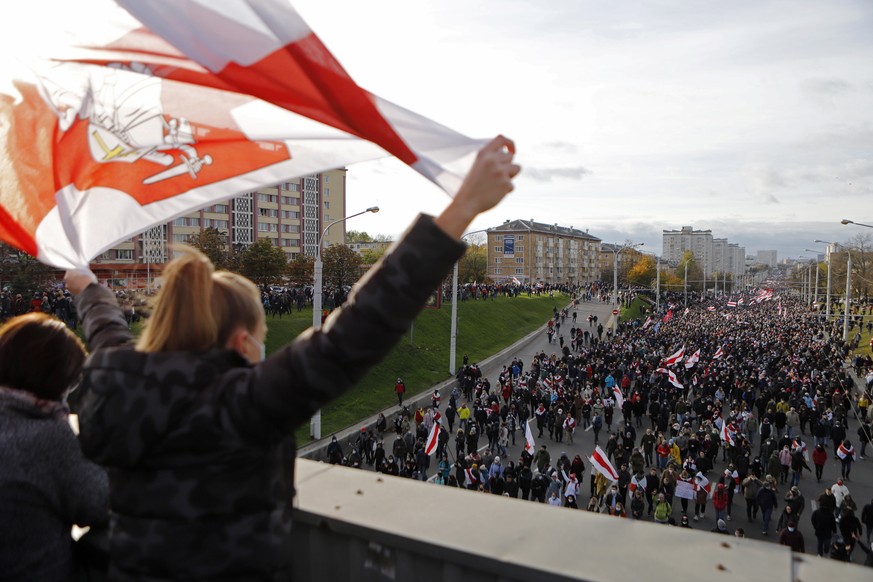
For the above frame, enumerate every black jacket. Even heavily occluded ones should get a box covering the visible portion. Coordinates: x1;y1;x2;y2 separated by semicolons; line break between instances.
76;215;464;580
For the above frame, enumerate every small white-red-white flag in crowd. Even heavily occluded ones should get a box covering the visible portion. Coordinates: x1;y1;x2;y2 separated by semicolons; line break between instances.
713;346;725;360
720;420;735;446
683;307;690;316
837;442;857;461
589;446;619;482
693;472;712;496
464;467;477;487
656;368;684;389
0;0;488;267
663;346;685;367
738;298;744;305
727;301;737;308
424;421;440;456
642;317;653;329
524;420;536;454
612;385;624;409
684;349;701;369
512;277;522;285
707;306;716;312
792;439;809;460
629;473;647;493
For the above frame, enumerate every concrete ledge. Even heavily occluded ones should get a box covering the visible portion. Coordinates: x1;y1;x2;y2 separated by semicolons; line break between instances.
292;459;869;582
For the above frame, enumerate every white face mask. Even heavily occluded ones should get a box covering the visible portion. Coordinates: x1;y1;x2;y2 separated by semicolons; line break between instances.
248;334;266;362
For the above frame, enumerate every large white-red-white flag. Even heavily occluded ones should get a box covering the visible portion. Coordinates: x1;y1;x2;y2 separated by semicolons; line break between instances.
713;346;725;360
0;1;487;267
589;446;619;482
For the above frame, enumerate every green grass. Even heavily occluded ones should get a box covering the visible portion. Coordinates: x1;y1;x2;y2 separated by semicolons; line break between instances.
291;292;569;443
620;296;650;322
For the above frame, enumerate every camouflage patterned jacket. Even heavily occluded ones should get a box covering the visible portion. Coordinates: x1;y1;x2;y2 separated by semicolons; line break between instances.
74;215;464;580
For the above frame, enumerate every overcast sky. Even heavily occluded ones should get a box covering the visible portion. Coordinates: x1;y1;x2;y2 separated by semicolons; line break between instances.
292;0;872;260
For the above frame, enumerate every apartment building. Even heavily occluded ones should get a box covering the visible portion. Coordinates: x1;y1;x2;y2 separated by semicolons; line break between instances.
662;226;746;277
485;220;601;285
91;169;346;288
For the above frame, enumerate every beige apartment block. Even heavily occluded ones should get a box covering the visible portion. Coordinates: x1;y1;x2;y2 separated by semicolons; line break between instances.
485;220;601;285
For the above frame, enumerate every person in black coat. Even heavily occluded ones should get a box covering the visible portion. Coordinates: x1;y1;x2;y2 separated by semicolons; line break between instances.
810;506;837;557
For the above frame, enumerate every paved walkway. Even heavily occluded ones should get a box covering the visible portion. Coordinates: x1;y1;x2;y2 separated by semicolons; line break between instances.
298;297;616;459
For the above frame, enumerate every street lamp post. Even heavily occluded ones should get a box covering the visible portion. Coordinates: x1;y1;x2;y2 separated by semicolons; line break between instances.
655;255;660;311
310;206;379;440
804;249;824;309
814;240;834;319
683;261;688;307
844;250;852;342
815;239;853;341
841;219;873;229
610;242;643;335
450;229;488;375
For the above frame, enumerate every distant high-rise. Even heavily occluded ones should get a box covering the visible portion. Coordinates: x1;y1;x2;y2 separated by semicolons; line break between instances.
662;226;745;276
756;250;777;268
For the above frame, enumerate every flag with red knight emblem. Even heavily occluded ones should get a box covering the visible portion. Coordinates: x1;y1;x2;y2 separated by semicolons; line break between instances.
0;0;487;268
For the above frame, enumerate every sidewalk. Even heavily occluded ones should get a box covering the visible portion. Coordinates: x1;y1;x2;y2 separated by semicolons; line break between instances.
298;298;615;460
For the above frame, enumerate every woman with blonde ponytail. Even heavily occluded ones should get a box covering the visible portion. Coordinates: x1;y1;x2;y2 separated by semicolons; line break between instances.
65;135;520;580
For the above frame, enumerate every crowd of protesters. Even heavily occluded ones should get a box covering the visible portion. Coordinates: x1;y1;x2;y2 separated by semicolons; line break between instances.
328;284;873;564
0;288;78;328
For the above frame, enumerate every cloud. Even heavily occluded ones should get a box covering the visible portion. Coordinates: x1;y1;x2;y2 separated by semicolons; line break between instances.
763;193;780;204
537;141;579;154
522;166;591;182
801;78;854;106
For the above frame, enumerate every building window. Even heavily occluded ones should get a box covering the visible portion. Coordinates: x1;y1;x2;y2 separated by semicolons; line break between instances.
282;210;300;219
324;201;330;209
285;183;300;192
325;188;330;196
494;235;503;241
324;175;329;183
494;258;502;264
516;268;524;274
116;249;133;260
494;246;502;253
494;268;502;274
258;193;278;203
517;235;524;241
516;258;524;264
